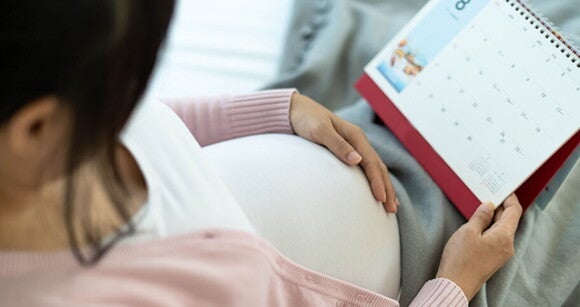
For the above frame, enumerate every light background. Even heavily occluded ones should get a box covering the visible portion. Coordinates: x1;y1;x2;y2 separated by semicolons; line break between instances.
145;0;293;99
145;0;579;100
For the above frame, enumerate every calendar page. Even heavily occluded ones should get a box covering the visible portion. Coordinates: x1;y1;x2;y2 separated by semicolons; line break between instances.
363;0;580;207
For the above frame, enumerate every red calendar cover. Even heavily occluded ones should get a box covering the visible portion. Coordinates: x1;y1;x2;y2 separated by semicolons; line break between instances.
355;0;580;219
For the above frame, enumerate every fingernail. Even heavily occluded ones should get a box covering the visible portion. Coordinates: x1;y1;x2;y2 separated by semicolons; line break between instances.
383;202;397;214
389;198;398;212
395;197;400;207
347;151;362;163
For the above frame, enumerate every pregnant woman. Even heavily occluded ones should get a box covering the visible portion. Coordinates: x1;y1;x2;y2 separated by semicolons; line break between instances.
0;1;521;306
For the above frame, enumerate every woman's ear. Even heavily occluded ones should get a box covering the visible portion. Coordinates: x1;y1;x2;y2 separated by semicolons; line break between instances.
3;96;69;171
2;96;70;180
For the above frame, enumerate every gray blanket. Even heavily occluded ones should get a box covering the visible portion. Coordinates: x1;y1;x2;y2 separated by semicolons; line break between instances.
265;0;580;306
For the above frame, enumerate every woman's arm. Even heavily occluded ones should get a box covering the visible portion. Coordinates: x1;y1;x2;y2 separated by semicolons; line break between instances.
410;278;468;306
163;89;295;147
163;90;398;211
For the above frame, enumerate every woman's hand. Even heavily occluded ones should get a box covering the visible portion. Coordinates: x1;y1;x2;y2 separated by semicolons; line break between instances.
289;93;398;213
436;194;523;300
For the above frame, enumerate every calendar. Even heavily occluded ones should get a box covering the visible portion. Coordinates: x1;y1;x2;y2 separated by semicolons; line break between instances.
356;0;580;218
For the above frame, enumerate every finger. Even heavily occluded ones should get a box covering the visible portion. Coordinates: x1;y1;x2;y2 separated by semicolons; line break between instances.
493;204;505;224
350;143;394;207
316;119;390;205
366;161;388;205
380;161;398;212
315;123;363;166
492;194;523;234
468;202;495;233
336;120;397;207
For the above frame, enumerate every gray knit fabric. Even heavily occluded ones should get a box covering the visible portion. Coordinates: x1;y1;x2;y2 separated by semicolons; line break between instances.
264;0;580;306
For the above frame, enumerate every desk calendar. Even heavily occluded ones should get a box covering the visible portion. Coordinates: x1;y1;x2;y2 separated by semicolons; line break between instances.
355;0;580;218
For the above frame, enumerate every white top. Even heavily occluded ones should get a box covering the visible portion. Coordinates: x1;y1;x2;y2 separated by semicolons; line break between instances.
120;99;256;244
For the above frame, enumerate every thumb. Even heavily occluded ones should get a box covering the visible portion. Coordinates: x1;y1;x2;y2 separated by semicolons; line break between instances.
319;129;362;165
468;202;495;233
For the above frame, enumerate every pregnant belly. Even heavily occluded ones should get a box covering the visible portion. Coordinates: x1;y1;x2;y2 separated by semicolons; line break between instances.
202;134;401;298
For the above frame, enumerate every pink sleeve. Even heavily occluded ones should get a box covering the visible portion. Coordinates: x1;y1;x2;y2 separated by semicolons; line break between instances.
162;89;296;146
409;278;468;306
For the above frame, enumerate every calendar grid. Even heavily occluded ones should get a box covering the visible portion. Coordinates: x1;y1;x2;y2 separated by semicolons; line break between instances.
365;0;579;205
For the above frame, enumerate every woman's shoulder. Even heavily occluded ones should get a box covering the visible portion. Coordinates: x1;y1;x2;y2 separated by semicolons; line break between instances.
121;99;197;146
118;99;256;238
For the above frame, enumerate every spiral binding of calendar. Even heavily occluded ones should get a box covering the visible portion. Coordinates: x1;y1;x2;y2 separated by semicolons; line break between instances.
505;0;580;68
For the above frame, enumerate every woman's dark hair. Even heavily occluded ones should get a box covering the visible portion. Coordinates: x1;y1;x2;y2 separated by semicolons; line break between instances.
0;0;175;264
